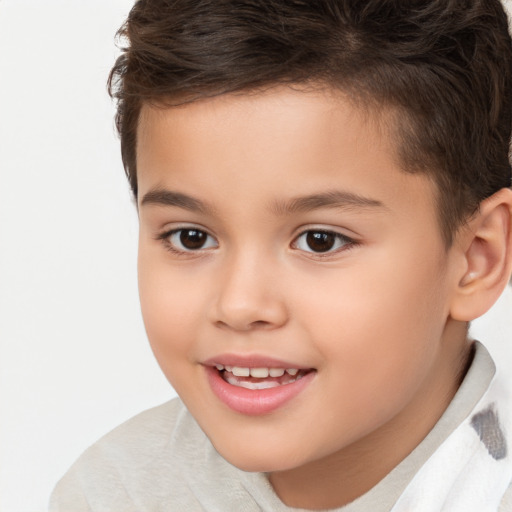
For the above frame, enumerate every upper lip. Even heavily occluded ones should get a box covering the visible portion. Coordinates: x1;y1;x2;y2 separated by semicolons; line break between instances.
202;354;313;369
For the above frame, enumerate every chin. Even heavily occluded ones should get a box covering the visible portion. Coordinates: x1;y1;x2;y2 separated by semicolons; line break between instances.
211;439;308;473
223;454;292;473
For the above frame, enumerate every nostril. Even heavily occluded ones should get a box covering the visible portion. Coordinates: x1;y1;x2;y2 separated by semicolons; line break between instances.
250;320;272;328
214;319;272;331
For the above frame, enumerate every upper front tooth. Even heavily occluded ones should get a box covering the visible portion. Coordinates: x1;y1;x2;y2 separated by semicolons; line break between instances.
215;364;224;371
232;366;250;377
250;368;269;378
228;366;300;378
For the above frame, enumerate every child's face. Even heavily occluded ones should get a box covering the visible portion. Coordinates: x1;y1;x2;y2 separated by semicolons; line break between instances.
136;86;464;475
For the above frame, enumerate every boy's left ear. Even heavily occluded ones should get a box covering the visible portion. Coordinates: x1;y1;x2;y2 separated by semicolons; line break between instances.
449;187;512;322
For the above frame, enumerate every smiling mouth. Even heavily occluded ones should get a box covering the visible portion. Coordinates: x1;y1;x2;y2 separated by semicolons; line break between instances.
215;365;313;390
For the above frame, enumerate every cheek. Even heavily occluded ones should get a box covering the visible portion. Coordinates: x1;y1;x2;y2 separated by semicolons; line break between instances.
296;256;441;340
291;250;447;405
138;251;206;368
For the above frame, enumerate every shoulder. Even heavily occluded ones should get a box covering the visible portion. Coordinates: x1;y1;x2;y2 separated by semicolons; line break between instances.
73;397;197;465
49;398;210;511
500;481;512;512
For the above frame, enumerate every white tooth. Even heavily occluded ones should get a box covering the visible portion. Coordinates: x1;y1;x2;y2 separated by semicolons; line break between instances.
215;364;224;371
225;374;280;389
239;380;280;390
250;368;269;378
225;365;233;372
232;366;250;377
269;368;285;377
286;368;299;376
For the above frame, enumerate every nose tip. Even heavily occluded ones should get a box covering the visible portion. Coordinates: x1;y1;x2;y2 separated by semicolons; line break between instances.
209;262;288;332
213;296;288;332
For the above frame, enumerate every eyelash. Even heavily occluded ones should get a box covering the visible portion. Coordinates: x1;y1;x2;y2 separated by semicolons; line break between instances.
292;229;358;257
156;227;358;258
156;227;218;256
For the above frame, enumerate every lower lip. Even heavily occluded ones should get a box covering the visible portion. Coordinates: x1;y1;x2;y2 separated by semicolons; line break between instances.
205;366;315;416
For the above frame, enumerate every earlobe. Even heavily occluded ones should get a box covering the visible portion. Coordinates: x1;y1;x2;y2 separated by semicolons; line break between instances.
450;187;512;322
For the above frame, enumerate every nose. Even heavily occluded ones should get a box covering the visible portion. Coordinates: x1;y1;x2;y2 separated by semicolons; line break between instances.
209;252;288;332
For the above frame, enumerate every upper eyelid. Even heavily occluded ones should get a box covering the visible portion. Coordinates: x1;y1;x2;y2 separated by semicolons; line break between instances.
292;229;354;245
157;223;216;241
293;225;356;240
156;224;216;240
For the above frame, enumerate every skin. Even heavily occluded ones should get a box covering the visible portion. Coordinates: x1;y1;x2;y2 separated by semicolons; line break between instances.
136;86;476;509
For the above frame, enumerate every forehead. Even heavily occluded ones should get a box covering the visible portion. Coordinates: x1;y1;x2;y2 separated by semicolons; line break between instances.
135;86;438;227
136;86;392;167
138;86;387;144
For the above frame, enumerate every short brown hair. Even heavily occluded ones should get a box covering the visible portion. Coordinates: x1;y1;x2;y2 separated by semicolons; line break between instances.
108;0;512;245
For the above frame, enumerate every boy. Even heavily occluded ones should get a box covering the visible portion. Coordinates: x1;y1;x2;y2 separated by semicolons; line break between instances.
50;0;512;510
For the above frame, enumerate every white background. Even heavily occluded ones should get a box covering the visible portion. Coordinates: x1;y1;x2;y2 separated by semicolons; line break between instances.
0;1;511;511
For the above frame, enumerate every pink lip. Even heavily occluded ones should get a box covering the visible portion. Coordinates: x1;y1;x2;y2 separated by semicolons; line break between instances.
204;363;315;416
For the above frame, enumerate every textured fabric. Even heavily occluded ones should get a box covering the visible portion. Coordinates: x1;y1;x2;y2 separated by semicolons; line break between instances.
390;348;512;512
50;342;512;512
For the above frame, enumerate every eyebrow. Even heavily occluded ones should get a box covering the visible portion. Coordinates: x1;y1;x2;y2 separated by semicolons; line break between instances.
140;188;386;216
270;190;387;215
140;189;214;214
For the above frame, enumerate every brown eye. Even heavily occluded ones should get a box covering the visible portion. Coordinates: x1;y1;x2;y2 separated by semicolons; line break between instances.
167;228;218;252
305;231;336;252
180;229;207;249
293;230;353;254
